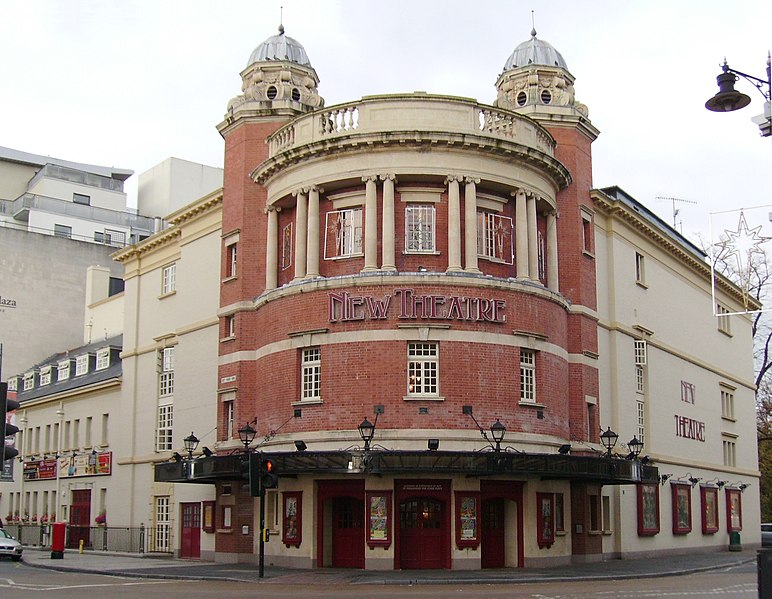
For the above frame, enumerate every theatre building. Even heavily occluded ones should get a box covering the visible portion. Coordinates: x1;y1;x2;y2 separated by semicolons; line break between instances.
154;25;759;568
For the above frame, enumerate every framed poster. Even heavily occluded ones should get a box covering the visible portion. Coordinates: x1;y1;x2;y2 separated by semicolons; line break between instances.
555;493;565;533
700;486;719;534
671;483;692;535
202;501;216;533
282;491;302;547
366;490;392;548
536;492;554;548
454;492;481;549
637;483;660;536
726;488;743;532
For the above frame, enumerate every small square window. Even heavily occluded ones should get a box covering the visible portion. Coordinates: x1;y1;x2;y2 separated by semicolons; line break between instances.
39;366;52;386
23;372;35;391
57;360;71;381
73;193;91;205
95;348;110;370
75;355;89;376
54;224;72;239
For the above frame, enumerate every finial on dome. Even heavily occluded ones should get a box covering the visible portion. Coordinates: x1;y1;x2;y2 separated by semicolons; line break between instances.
278;24;285;35
278;5;284;35
531;10;537;37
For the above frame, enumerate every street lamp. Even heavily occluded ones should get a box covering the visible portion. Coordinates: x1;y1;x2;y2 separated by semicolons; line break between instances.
627;436;644;460
183;432;199;460
705;54;772;137
490;419;506;453
599;427;619;458
358;417;375;451
238;422;257;451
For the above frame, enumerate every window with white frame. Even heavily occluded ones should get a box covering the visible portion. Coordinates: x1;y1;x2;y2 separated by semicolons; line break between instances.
161;263;176;295
75;354;89;376
54;224;72;239
680;381;695;404
477;211;513;264
7;377;17;391
154;496;171;552
325;208;363;258
634;340;647;365
635;252;646;285
301;347;321;401
581;209;594;254
281;223;293;270
23;372;34;391
722;436;737;467
405;204;436;252
225;399;234;439
227;242;238;278
57;360;71;381
156;404;173;452
721;386;735;420
95;348;110;370
225;314;236;338
717;303;731;335
39;366;52;386
520;349;536;403
407;342;439;397
635;364;645;394
159;347;175;397
637;400;646;446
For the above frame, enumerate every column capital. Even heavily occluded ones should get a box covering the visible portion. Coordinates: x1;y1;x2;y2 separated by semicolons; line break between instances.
464;176;481;185
511;187;528;199
444;174;463;184
362;175;378;183
265;205;282;214
308;185;324;194
379;173;397;183
292;188;310;197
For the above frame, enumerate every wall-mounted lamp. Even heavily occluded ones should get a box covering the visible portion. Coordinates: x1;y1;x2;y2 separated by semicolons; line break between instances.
640;455;651;465
683;473;703;487
357;405;383;451
626;436;644;460
490;419;506;453
739;483;749;492
428;439;440;451
558;444;571;455
294;440;307;452
202;447;213;457
660;473;672;485
599;427;619;458
172;452;183;463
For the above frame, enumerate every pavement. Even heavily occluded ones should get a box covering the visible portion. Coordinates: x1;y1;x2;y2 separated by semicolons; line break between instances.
18;545;759;585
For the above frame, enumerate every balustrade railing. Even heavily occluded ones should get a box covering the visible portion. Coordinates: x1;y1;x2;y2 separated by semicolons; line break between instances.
3;523;169;555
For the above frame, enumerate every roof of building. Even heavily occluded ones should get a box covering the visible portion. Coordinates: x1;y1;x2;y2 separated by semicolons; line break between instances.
14;335;123;402
503;29;568;71
0;146;133;182
246;24;312;67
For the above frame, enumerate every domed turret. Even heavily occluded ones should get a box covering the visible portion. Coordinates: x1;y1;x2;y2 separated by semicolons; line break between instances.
494;28;587;119
226;25;324;117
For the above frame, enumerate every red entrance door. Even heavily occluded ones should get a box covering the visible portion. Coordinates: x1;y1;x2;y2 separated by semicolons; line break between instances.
331;497;364;568
180;502;201;559
399;497;445;569
68;489;91;549
481;498;505;568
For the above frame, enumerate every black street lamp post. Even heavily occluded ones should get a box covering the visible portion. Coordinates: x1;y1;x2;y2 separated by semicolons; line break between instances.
183;432;199;460
599;427;619;458
490;419;506;453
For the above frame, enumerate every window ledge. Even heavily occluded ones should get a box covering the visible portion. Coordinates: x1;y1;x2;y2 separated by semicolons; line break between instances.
635;280;648;290
158;290;177;300
220;336;236;343
588;530;603;536
216;528;233;534
518;401;546;409
222;275;238;283
403;396;445;402
721;416;737;423
602;529;613;536
292;399;324;406
555;530;567;537
582;250;595;259
718;328;733;338
403;250;440;256
325;253;364;261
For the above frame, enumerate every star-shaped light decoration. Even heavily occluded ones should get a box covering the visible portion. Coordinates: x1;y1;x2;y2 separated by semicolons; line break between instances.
714;211;770;309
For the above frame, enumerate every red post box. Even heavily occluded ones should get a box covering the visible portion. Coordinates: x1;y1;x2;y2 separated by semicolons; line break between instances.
51;521;66;559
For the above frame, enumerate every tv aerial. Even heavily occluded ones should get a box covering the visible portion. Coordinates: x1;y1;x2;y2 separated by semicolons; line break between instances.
656;195;698;232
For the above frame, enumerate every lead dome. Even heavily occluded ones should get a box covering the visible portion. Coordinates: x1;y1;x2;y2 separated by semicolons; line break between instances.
247;24;313;67
502;28;568;71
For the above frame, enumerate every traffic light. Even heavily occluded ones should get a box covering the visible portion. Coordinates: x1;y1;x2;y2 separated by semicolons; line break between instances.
0;382;20;461
261;456;278;489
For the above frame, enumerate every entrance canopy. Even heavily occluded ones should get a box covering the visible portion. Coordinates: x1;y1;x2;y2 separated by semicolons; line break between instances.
155;449;658;486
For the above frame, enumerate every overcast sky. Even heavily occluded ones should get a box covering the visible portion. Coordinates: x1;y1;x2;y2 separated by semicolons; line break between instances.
1;0;770;245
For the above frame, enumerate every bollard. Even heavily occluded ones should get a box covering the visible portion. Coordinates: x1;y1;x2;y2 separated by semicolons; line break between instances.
79;539;84;554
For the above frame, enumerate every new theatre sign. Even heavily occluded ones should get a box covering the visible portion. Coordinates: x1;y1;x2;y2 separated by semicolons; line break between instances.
328;288;507;323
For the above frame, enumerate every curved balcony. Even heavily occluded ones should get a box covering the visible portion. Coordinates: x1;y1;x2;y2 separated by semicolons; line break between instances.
257;93;569;188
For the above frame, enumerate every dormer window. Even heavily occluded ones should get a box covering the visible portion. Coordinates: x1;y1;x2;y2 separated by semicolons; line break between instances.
39;366;52;386
7;377;18;391
95;348;110;371
75;354;89;376
57;360;71;381
23;372;35;391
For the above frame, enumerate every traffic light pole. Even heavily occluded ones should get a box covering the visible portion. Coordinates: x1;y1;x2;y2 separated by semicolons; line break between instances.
259;486;266;578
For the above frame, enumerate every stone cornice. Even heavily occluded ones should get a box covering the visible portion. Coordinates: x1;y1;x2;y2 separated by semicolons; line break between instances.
591;189;758;309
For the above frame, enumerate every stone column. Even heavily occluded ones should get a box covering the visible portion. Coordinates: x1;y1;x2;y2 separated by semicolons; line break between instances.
514;189;528;279
446;175;462;273
265;206;280;290
527;193;538;281
306;186;321;278
380;174;396;271
463;177;481;273
293;189;308;280
362;175;378;272
546;210;559;291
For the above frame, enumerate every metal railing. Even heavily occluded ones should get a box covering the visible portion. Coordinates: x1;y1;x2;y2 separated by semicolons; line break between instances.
2;523;172;555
